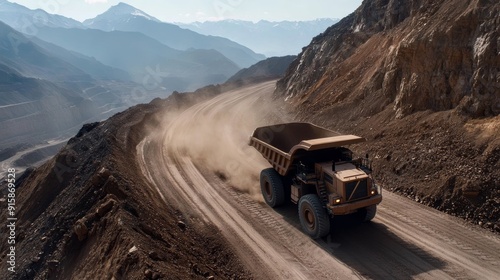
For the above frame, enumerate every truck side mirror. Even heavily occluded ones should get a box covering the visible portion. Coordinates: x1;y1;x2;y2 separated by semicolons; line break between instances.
332;161;336;172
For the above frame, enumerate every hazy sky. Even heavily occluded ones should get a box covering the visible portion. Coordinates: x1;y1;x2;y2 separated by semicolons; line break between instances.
8;0;363;23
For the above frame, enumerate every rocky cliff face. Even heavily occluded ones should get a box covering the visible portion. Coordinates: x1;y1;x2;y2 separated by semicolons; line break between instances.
276;0;500;232
276;0;500;118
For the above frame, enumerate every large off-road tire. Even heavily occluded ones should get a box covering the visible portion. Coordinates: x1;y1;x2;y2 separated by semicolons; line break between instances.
298;194;330;239
260;168;285;208
362;205;377;222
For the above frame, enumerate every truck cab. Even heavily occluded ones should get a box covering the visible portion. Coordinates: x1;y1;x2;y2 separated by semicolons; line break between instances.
292;156;381;214
318;161;381;214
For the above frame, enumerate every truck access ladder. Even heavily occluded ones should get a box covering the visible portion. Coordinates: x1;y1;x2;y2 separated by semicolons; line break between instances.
316;180;329;205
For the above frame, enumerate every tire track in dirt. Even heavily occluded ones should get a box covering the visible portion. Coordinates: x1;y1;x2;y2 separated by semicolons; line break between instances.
138;82;359;279
377;191;500;279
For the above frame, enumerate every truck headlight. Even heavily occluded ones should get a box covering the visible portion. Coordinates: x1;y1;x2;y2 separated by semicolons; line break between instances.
370;187;377;195
329;194;342;204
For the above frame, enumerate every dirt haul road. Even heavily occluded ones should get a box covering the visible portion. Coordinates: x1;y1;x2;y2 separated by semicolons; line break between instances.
137;81;500;279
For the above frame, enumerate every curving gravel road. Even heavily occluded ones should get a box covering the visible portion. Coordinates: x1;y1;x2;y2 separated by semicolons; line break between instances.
137;81;500;279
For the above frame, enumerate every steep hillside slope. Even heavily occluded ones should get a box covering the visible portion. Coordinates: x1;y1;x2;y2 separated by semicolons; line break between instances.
0;21;92;87
0;93;251;279
227;55;296;83
30;37;132;82
0;64;98;149
276;0;500;231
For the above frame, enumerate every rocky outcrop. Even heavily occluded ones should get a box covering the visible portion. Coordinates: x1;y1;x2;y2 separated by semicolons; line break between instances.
276;0;500;118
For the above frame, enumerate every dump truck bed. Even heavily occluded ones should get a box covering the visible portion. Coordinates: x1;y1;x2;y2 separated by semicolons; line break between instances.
249;123;365;176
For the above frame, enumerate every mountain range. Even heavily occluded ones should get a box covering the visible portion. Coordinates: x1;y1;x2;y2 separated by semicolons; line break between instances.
178;19;338;57
0;0;268;157
33;26;240;91
0;1;267;88
83;3;265;68
0;0;83;31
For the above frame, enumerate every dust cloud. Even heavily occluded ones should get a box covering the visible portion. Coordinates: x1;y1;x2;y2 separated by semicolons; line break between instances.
160;84;291;200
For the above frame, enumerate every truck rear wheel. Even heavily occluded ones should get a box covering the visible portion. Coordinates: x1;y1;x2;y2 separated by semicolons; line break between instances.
260;168;285;208
298;194;330;239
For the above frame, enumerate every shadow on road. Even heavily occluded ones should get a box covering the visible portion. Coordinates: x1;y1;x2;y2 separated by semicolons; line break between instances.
275;204;447;279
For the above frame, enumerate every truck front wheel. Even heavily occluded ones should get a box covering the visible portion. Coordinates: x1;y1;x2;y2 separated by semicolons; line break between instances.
260;168;285;208
298;194;330;239
363;205;377;222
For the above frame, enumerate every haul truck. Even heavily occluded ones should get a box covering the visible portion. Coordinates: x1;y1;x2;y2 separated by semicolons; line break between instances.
249;122;382;238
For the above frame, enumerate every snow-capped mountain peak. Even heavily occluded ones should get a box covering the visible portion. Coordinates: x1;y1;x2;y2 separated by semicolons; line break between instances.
83;2;160;26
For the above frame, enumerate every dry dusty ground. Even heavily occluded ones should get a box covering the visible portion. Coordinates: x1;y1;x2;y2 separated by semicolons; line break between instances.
1;81;499;279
